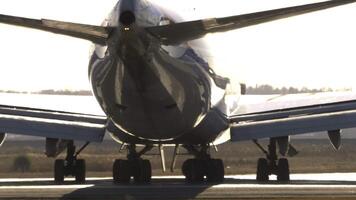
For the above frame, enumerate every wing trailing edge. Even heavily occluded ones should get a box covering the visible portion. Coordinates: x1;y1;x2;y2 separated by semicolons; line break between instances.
0;14;110;45
230;95;356;141
147;0;356;45
0;104;107;142
231;108;356;141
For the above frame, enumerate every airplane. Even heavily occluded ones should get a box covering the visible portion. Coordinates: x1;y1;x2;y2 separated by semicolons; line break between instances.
0;0;356;184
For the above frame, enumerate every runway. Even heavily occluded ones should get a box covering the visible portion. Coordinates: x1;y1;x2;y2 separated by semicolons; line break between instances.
1;173;356;199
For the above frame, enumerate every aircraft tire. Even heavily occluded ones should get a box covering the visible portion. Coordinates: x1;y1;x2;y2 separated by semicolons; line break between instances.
182;159;194;182
113;159;120;184
182;159;191;177
206;159;225;183
133;159;152;184
183;159;204;183
75;159;86;183
113;159;131;184
189;159;205;183
256;158;269;182
54;159;65;184
277;158;290;181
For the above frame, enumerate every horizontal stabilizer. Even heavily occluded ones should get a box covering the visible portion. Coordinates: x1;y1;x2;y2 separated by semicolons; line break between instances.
0;14;110;44
146;0;356;45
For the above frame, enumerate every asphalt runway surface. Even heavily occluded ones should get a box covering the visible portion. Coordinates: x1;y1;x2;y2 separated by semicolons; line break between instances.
1;173;356;199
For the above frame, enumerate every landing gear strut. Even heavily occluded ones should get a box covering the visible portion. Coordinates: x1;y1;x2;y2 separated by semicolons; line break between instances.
113;144;153;184
182;144;224;183
54;141;89;184
255;138;290;182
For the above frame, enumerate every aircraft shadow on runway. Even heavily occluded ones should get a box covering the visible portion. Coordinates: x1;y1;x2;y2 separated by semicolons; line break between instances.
1;177;355;200
61;178;356;200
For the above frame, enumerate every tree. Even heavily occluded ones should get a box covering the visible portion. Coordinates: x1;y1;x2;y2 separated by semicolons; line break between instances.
12;155;31;173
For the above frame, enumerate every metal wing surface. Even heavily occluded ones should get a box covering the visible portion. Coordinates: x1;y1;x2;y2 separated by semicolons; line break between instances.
0;14;110;45
0;93;106;142
230;92;356;141
146;0;356;45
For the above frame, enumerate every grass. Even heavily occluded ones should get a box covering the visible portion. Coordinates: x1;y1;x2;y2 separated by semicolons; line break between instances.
1;139;356;178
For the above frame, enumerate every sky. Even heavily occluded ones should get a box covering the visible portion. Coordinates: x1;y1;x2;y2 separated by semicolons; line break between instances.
0;0;355;91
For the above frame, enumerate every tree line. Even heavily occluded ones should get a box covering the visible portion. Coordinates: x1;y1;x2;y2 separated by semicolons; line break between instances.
0;85;352;96
247;84;351;95
0;89;92;96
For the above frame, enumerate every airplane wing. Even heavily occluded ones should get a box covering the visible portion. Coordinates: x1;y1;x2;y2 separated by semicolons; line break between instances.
230;92;356;141
0;14;110;45
146;0;356;45
0;94;107;142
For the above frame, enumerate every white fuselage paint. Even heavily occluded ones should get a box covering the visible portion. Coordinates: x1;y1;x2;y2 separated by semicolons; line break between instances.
89;0;240;144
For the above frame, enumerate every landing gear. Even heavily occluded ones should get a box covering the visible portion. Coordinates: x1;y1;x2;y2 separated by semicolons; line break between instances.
54;141;89;184
75;159;86;183
255;138;290;182
54;159;65;183
256;158;268;181
277;158;290;181
182;145;225;183
206;159;224;182
113;159;131;183
113;144;153;184
113;159;152;184
182;159;204;183
112;143;224;184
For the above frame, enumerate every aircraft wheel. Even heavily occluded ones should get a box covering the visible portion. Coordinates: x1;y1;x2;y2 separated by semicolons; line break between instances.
182;159;191;177
113;159;131;184
75;159;86;183
182;159;193;181
54;159;65;184
277;158;290;181
190;159;205;183
133;160;152;184
185;159;204;183
256;158;269;182
206;159;225;183
113;159;120;184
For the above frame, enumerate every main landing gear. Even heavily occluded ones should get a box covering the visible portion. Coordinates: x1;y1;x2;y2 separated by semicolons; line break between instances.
112;143;225;184
255;138;290;182
113;144;153;184
182;145;224;183
54;141;89;184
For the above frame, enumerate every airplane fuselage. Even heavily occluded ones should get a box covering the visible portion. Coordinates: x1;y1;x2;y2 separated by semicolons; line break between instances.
89;0;236;144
